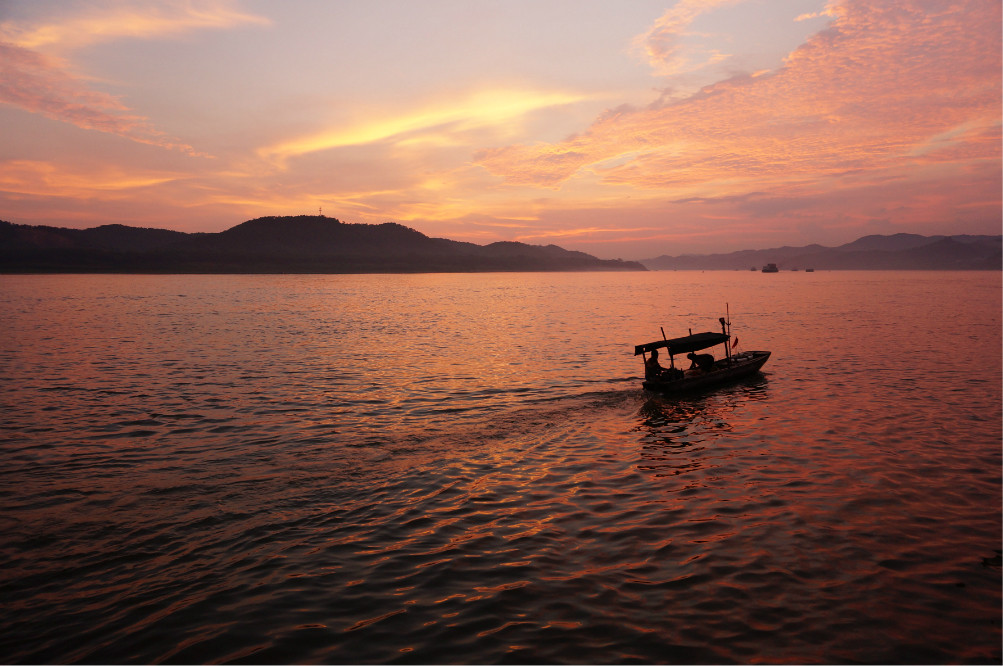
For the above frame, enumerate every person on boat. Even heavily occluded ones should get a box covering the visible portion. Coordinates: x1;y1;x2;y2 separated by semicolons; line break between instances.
687;352;715;372
645;349;667;379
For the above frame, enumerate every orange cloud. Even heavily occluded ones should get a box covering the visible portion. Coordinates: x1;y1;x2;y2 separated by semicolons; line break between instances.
0;0;270;51
478;0;1001;197
258;89;591;166
0;160;185;199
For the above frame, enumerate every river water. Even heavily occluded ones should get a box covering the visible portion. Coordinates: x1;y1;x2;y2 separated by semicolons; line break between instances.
1;270;1000;664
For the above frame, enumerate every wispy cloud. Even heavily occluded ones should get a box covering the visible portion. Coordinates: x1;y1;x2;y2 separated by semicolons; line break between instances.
0;0;270;51
0;159;184;198
0;42;205;154
258;89;592;166
632;0;743;76
0;1;269;154
795;2;842;23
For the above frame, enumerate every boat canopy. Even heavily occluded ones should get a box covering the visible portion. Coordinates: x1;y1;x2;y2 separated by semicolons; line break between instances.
634;331;729;356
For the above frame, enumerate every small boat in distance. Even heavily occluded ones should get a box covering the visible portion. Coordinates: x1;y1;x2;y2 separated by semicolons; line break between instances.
635;312;770;393
762;263;779;272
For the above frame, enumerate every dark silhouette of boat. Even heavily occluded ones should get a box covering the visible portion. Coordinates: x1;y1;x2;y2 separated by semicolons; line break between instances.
634;313;770;393
761;263;779;272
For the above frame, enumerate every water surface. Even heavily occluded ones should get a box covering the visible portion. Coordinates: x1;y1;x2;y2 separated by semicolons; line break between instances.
1;271;1000;663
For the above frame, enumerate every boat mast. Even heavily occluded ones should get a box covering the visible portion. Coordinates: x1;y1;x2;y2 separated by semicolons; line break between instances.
722;303;732;360
660;326;675;369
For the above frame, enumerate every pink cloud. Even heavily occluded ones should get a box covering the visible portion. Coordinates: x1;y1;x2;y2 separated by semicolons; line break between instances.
0;1;268;156
0;42;203;154
632;0;742;76
476;0;1001;196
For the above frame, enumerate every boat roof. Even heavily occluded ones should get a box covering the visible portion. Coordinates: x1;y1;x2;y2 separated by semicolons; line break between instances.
634;331;729;356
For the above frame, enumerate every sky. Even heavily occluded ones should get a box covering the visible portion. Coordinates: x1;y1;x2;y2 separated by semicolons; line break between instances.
0;0;1000;259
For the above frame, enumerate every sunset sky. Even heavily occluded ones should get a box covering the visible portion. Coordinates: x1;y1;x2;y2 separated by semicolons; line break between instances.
1;0;1000;258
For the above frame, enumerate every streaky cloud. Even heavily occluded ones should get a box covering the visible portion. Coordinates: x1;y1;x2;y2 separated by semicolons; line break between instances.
0;0;270;51
0;160;186;203
0;1;270;155
0;42;205;155
258;89;591;166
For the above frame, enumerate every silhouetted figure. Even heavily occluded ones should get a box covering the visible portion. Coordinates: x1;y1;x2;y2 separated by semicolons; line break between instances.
645;349;666;379
687;352;715;372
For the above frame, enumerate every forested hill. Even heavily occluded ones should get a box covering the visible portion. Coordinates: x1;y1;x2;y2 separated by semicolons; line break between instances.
641;233;1002;270
0;216;645;273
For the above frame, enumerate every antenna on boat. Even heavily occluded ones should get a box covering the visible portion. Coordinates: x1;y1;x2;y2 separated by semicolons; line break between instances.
724;303;732;359
659;326;676;370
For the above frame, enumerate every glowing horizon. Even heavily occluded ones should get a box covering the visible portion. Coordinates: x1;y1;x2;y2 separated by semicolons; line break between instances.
0;0;999;259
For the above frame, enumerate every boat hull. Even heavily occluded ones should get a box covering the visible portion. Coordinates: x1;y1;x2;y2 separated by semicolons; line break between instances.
641;350;771;393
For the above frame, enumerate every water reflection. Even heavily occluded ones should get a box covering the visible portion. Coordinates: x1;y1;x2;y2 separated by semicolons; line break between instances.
634;376;769;477
3;273;999;665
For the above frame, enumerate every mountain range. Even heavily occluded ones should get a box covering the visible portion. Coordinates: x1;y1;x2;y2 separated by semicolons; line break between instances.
0;216;645;273
2;217;998;273
641;233;1001;271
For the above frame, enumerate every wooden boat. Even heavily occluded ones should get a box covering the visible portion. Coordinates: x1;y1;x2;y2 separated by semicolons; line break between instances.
634;315;770;393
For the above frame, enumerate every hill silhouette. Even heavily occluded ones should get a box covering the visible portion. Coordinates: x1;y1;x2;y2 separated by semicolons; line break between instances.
642;233;1001;270
0;216;645;273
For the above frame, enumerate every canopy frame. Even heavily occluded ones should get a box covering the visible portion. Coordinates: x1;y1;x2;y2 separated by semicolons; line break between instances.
634;331;729;357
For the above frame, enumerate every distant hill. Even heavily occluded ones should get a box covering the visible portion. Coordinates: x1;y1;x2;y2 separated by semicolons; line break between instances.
642;234;1002;271
0;216;645;273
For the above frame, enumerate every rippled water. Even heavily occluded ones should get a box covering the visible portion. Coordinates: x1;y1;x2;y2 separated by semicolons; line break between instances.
1;271;1000;664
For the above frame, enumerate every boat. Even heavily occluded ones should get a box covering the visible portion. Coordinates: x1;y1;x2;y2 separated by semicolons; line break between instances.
761;263;779;273
806;268;815;272
634;313;770;393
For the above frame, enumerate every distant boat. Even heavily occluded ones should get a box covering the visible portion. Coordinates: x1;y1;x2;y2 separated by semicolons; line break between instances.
635;313;770;393
806;268;815;272
762;263;779;273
